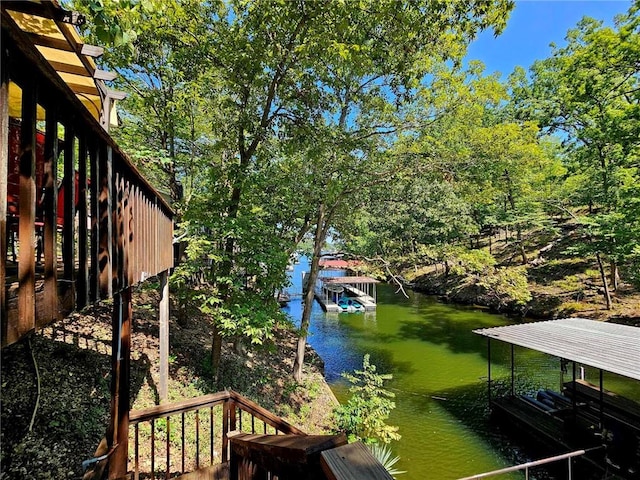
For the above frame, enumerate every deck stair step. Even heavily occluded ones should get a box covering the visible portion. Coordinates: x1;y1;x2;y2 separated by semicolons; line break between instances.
175;462;229;480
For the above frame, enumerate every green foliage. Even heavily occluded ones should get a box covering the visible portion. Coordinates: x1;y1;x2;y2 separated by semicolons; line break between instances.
333;355;400;445
368;443;406;479
445;247;496;276
518;3;640;289
478;266;532;308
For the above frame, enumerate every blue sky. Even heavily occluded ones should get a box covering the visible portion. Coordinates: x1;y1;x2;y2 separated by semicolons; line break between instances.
466;0;632;79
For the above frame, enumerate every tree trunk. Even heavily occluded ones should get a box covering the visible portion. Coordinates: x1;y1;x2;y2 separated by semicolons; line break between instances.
596;253;612;310
293;204;326;382
211;326;222;383
610;260;619;291
517;228;528;265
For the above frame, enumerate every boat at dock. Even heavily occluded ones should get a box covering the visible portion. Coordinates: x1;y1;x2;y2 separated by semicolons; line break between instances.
315;276;379;312
337;298;365;313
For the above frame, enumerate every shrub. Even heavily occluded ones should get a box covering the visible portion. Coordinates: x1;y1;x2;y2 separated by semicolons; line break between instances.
333;355;400;445
478;266;532;308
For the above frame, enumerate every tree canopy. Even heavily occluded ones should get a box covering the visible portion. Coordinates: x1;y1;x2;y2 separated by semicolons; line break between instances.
76;0;639;383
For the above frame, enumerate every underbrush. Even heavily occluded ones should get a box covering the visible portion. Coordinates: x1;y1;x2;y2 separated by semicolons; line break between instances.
1;288;336;479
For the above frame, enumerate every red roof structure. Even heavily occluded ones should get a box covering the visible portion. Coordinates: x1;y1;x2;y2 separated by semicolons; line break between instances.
319;258;361;269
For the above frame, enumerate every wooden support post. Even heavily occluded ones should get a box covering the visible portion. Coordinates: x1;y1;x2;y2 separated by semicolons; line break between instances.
111;172;123;294
42;105;58;325
599;369;604;430
18;78;37;337
487;338;492;406
77;134;89;308
62;125;76;291
109;288;132;479
0;41;9;333
159;269;170;403
222;401;230;463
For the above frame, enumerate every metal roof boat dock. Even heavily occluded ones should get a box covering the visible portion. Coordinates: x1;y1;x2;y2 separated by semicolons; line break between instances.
473;318;640;479
475;318;640;381
315;276;379;312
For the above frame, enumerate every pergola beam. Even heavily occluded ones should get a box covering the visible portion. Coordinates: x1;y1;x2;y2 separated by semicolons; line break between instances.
1;1;86;26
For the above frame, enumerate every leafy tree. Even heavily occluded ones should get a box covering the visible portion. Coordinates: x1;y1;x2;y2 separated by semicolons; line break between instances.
521;4;640;307
333;355;400;445
78;0;515;381
289;2;515;380
76;0;205;207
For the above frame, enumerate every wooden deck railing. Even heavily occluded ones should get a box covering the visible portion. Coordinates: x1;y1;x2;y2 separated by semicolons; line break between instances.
2;2;174;347
127;390;306;479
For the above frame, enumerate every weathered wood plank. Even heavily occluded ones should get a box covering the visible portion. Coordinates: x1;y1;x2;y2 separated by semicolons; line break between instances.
229;432;346;480
320;442;393;480
175;462;229;480
41;104;58;325
17;78;37;338
98;144;112;298
89;140;99;302
130;391;230;425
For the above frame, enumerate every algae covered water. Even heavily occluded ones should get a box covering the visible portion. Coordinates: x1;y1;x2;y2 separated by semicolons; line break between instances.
286;259;640;479
285;259;525;479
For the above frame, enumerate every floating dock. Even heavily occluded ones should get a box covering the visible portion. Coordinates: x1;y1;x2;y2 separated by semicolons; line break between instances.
314;276;379;312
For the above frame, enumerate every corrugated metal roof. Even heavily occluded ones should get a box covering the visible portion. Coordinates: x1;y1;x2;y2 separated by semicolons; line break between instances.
474;318;640;381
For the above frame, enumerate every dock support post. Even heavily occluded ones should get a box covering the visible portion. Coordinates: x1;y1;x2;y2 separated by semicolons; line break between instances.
510;344;515;397
572;362;577;423
599;369;604;430
487;338;492;406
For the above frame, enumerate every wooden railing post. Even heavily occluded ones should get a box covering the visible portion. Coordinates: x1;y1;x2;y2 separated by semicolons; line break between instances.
222;398;230;463
230;399;237;432
62;123;76;287
77;133;89;308
98;144;112;299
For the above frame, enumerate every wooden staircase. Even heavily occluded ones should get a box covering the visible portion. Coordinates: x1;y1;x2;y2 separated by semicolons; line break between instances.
85;389;392;479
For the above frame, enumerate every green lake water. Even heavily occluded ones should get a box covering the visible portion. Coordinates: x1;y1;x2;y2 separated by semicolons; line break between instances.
286;260;640;479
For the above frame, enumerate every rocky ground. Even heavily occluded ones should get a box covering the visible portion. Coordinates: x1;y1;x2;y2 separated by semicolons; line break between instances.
403;222;640;327
0;286;337;479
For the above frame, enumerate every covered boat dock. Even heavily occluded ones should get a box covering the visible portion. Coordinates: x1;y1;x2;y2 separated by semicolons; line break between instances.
474;318;640;478
316;276;379;312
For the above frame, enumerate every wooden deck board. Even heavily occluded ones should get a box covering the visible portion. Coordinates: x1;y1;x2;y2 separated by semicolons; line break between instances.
320;442;393;480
